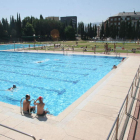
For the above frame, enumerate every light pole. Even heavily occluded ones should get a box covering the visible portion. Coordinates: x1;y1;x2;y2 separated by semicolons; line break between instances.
33;34;35;49
14;41;15;51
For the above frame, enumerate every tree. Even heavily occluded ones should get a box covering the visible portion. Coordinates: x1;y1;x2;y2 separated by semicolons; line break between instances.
11;29;17;37
105;21;109;37
64;25;75;40
81;23;84;39
0;22;4;39
100;22;104;39
89;23;92;39
94;24;97;37
128;21;132;39
136;20;140;39
23;22;35;36
125;21;129;38
119;21;125;39
40;15;43;20
131;25;136;39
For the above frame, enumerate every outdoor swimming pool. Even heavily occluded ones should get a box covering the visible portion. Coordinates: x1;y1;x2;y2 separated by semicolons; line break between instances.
0;44;47;50
0;51;123;116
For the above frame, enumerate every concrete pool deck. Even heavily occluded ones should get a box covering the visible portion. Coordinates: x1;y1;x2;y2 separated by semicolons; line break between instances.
0;50;140;140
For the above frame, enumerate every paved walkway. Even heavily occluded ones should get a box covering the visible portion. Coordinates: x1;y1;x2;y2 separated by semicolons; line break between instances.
0;51;140;140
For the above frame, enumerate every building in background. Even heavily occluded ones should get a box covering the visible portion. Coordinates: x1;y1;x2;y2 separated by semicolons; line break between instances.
105;11;140;29
60;16;77;29
45;16;59;21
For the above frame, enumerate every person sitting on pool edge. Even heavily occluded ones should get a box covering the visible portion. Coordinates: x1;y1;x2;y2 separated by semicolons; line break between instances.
34;96;49;116
112;65;117;69
8;85;16;91
23;94;35;114
121;58;125;62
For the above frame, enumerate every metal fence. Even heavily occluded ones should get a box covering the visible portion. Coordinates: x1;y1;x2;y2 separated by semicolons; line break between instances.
106;65;140;140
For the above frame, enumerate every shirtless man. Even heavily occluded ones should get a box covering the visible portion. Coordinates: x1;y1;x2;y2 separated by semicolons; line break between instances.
23;94;35;113
34;96;49;116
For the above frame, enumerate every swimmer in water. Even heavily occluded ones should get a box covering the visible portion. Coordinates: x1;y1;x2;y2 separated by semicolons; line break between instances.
112;65;117;69
37;61;42;63
8;85;16;91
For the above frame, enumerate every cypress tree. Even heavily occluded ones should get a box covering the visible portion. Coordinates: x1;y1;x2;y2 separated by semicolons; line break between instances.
92;25;95;37
136;20;140;39
105;21;109;37
94;24;97;37
100;22;104;39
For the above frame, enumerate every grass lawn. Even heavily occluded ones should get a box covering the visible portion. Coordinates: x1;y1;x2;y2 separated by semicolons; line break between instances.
24;40;140;53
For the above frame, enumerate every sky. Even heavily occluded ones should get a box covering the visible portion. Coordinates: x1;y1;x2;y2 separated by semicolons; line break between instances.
0;0;140;24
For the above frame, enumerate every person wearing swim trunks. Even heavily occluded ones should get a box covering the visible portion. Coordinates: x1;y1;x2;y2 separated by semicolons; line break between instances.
23;94;35;114
34;96;49;116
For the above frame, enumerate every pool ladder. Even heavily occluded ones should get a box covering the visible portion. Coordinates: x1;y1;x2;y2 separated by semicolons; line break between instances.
116;51;120;57
20;98;36;114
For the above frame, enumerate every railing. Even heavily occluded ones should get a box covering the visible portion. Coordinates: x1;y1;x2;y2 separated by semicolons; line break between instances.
0;123;36;140
115;51;120;57
106;65;140;140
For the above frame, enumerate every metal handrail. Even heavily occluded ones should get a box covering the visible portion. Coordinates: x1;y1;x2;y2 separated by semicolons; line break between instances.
106;66;140;140
0;123;36;140
20;97;25;114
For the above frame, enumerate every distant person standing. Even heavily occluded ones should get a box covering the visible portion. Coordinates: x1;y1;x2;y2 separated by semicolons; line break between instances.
114;43;116;52
94;45;96;54
104;44;106;54
106;43;108;54
104;43;108;54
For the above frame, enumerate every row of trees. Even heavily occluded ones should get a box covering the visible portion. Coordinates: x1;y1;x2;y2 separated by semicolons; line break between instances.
100;20;140;39
0;14;76;41
78;22;97;40
1;13;140;41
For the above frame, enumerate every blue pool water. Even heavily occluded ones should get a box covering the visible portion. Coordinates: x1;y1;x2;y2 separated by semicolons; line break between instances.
0;44;47;50
0;51;123;116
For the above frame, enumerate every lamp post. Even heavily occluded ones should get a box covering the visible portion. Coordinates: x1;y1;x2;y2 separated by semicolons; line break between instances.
33;34;35;49
14;41;15;51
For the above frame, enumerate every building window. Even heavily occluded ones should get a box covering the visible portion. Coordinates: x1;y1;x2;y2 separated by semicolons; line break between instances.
118;27;120;29
114;23;116;25
127;17;130;20
111;23;113;25
118;22;120;25
110;18;113;21
131;17;135;20
114;18;117;21
122;17;125;20
118;18;120;20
